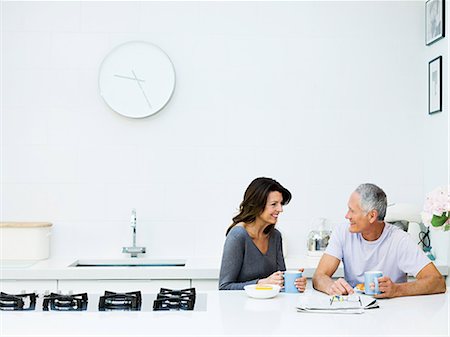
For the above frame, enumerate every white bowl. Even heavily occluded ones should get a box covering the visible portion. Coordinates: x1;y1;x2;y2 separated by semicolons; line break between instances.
244;284;281;299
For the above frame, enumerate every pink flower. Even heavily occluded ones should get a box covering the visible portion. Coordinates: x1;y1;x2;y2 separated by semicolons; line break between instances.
421;185;450;231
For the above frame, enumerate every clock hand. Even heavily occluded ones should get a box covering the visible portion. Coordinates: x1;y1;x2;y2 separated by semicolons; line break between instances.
114;74;145;82
132;70;152;109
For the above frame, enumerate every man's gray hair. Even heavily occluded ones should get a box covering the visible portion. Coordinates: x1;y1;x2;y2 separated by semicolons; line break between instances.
355;183;387;220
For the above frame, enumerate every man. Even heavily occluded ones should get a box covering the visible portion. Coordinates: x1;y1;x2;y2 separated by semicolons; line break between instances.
313;183;446;298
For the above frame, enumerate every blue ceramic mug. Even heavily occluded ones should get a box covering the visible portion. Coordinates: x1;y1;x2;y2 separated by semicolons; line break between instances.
283;270;302;293
364;271;383;295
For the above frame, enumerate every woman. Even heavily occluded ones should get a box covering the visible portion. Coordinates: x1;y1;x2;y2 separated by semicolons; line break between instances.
218;177;307;291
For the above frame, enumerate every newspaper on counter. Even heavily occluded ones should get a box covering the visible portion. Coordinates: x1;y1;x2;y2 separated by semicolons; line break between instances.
296;293;379;314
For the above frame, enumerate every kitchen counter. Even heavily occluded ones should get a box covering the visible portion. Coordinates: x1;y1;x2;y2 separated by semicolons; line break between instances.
0;256;448;280
1;257;224;280
1;289;448;336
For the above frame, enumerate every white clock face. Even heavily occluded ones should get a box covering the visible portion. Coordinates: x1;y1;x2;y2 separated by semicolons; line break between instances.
98;41;176;118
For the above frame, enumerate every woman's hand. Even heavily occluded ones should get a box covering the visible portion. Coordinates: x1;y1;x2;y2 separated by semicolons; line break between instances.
258;271;284;287
294;268;307;292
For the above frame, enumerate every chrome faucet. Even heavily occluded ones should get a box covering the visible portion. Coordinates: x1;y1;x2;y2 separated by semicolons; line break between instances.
122;208;146;258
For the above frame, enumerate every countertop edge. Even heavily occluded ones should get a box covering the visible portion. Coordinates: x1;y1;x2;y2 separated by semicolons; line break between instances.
0;257;447;280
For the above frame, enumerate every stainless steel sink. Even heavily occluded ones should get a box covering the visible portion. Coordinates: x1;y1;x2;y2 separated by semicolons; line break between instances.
69;259;186;267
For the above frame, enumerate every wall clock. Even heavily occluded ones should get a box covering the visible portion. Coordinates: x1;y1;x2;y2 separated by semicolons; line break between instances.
98;41;176;118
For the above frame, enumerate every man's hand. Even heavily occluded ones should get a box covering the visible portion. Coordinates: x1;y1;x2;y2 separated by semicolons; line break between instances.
326;278;354;295
375;276;398;298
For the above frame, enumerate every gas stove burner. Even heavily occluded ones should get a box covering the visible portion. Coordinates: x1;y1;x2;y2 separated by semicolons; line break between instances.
0;292;37;311
98;291;141;311
158;287;196;298
157;288;196;305
43;293;88;311
153;288;196;311
153;297;195;311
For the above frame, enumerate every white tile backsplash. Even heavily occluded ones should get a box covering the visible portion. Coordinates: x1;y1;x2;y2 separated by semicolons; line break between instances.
3;68;54;108
80;2;140;33
50;184;108;222
2;107;49;146
2;183;57;220
3;32;52;69
3;1;81;33
50;33;110;69
76;146;140;184
103;183;167;222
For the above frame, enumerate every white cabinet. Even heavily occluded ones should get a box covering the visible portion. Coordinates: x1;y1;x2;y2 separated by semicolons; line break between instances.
191;279;218;291
0;280;57;294
0;278;221;293
0;279;217;293
58;279;190;293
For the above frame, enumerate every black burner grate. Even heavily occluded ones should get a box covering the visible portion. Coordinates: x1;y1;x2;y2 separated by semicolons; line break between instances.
0;292;37;311
43;293;88;311
98;291;142;311
153;288;196;311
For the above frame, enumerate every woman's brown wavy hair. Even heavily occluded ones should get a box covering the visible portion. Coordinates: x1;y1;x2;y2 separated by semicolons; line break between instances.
226;177;291;236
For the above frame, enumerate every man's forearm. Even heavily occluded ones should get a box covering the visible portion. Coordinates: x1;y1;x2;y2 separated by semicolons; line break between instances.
394;275;446;297
312;273;334;294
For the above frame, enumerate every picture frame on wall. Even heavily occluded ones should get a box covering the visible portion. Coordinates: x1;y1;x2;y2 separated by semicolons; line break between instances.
428;56;442;114
426;0;445;45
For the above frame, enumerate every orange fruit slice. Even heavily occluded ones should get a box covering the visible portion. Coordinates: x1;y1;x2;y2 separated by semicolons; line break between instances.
255;285;273;290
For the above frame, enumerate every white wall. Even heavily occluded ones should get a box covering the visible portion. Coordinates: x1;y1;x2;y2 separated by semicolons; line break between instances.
422;0;449;269
1;1;440;261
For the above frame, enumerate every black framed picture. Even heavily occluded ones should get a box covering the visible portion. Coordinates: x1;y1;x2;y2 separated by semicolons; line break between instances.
428;56;442;114
426;0;445;45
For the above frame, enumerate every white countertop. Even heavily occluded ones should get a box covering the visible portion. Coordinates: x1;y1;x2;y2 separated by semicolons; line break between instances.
1;289;449;336
1;256;448;280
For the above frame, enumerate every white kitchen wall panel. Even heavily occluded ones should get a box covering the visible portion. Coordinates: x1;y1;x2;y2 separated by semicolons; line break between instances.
1;1;448;263
3;32;52;69
80;2;140;33
1;107;49;146
50;33;109;69
3;1;81;32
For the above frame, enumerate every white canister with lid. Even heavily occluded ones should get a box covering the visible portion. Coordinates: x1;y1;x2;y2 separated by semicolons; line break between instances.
0;222;52;260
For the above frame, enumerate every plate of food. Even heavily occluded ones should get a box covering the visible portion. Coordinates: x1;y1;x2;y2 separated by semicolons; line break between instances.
244;284;281;299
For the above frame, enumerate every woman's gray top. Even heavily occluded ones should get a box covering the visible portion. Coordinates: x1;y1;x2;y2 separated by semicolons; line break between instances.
218;226;286;290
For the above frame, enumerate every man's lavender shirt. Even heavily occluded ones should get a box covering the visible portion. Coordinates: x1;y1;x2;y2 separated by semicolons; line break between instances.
325;222;431;287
